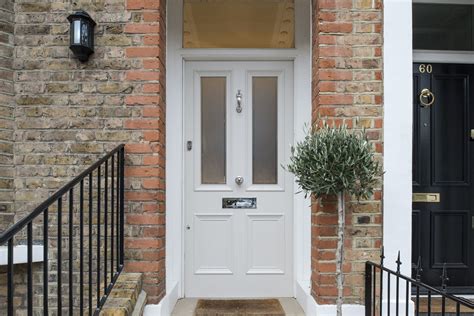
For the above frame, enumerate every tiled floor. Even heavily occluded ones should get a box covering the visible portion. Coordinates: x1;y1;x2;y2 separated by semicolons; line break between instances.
171;297;305;316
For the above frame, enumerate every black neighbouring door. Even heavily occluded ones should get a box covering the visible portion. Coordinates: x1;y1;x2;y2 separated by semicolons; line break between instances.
413;63;474;291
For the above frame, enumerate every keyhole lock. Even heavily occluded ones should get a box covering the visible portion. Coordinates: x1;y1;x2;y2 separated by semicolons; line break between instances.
235;176;244;185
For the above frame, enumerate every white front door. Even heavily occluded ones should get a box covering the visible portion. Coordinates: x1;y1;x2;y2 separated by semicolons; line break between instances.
184;61;294;297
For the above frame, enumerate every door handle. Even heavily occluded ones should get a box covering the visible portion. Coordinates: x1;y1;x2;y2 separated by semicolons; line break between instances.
420;88;435;107
235;176;244;185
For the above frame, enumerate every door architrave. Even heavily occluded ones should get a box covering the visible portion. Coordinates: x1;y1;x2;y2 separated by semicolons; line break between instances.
166;0;312;300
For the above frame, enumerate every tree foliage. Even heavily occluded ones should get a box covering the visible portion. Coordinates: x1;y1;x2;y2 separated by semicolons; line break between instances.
287;123;380;199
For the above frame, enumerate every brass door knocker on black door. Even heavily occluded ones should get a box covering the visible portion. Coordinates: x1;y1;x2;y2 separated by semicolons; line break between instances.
419;88;435;107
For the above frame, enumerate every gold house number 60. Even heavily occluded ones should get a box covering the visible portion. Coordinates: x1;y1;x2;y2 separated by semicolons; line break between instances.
419;64;433;74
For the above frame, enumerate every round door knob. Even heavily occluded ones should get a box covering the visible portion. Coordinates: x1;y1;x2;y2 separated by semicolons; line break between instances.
235;176;244;185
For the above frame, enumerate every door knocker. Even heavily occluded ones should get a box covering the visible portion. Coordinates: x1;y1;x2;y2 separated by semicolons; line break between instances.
419;88;435;107
236;90;243;113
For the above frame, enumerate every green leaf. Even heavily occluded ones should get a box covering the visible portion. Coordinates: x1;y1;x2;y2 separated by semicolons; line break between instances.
287;122;382;199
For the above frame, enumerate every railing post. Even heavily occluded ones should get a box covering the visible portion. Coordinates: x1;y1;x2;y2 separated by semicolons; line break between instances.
57;198;62;315
88;172;93;316
120;146;125;266
365;262;373;316
27;222;33;316
7;238;14;316
43;208;49;315
380;247;384;316
396;252;402;316
97;165;101;308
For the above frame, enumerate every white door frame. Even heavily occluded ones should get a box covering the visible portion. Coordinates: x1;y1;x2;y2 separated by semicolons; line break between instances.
383;0;474;311
165;0;312;302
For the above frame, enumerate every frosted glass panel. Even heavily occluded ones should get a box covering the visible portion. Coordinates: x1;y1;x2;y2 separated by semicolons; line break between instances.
253;77;278;184
201;77;226;184
183;0;295;48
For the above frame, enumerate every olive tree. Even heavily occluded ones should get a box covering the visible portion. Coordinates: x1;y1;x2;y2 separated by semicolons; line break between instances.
287;123;380;315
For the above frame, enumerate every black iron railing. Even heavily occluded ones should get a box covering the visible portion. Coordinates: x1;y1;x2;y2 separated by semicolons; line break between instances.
0;144;125;316
365;248;474;315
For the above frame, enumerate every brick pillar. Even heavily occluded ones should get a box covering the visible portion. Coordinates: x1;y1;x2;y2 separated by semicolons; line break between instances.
124;0;166;303
0;0;14;231
311;0;383;304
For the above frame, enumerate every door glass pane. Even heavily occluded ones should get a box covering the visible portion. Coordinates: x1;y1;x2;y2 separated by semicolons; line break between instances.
413;4;473;51
201;77;226;184
253;77;278;184
183;0;295;48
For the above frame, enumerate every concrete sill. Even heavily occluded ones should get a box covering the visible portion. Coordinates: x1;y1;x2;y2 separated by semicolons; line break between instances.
0;245;44;265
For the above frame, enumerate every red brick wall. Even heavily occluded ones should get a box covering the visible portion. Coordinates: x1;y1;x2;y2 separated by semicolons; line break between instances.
311;0;383;304
123;0;166;303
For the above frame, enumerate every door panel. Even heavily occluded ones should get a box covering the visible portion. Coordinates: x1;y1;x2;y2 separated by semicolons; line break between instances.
430;211;469;269
185;61;294;297
193;214;234;274
431;75;469;185
246;214;285;274
192;70;233;192
412;63;474;291
413;73;422;186
246;69;289;192
412;210;421;266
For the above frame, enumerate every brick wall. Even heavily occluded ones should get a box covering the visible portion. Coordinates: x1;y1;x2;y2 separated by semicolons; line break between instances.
311;0;383;304
13;0;166;303
1;0;385;307
0;0;14;231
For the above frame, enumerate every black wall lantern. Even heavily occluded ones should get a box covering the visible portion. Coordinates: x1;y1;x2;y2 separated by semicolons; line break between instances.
67;11;96;62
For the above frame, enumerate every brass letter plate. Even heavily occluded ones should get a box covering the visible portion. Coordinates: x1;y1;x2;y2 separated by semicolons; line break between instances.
413;193;440;203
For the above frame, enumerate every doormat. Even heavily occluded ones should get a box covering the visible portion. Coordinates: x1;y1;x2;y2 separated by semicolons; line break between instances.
194;299;285;316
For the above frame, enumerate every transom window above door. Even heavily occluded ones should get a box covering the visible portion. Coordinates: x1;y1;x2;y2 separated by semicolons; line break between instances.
183;0;295;48
413;3;474;51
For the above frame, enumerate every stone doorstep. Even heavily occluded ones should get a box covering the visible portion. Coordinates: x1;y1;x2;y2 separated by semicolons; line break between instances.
100;272;146;316
416;297;474;313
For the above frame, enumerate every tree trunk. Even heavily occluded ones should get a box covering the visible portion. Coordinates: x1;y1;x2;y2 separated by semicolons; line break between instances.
336;191;345;316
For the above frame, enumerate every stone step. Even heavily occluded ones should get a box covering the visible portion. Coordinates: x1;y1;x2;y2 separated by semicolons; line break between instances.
132;290;148;316
416;297;474;315
100;272;147;316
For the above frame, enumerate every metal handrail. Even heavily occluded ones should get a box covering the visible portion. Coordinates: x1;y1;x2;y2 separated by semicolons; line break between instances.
0;144;125;244
365;249;474;316
1;144;126;316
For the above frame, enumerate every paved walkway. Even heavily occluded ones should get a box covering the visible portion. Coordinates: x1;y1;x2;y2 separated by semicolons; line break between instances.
171;298;305;316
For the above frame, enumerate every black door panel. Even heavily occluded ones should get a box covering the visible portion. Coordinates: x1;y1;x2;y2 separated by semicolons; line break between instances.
431;74;469;186
412;63;474;291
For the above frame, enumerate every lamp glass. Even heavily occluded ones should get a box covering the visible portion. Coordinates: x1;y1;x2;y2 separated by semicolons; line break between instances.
73;20;81;44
